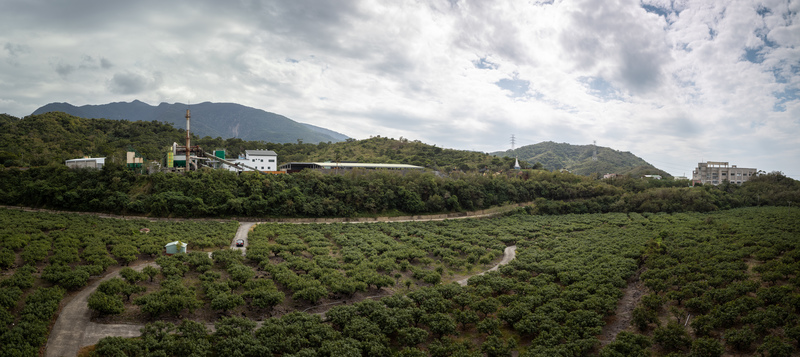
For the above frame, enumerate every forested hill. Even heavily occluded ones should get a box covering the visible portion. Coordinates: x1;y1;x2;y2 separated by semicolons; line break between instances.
492;141;670;178
276;136;522;172
0;112;520;171
1;112;191;166
32;100;349;144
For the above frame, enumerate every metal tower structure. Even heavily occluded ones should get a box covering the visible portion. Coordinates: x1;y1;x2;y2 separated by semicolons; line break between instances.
592;140;598;161
511;135;521;170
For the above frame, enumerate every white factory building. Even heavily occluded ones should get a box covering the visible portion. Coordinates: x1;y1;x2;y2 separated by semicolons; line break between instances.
223;150;278;172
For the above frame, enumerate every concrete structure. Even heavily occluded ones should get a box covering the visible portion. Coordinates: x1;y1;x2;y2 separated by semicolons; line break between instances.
126;151;143;169
692;161;757;185
279;162;424;173
603;173;619;179
164;241;187;255
643;175;662;180
65;157;105;169
223;150;278;172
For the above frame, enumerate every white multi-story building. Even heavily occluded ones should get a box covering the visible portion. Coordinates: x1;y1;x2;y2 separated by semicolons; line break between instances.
224;150;278;172
692;161;757;185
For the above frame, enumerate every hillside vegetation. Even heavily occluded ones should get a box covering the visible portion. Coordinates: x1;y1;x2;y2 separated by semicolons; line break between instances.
492;141;670;178
0;112;518;172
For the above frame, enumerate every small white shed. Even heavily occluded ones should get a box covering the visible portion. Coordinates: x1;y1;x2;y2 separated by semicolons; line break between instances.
165;241;188;255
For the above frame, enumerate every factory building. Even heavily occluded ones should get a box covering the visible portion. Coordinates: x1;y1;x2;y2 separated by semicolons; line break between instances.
692;161;757;185
65;157;105;169
223;150;278;172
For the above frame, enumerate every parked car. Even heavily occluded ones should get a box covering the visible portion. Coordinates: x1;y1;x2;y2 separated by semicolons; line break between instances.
236;239;244;247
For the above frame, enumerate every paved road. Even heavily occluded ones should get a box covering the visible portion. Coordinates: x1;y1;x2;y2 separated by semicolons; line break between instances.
231;222;255;255
45;262;155;357
47;221;258;356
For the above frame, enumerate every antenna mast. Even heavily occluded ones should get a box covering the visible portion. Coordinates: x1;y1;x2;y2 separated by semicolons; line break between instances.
593;140;598;161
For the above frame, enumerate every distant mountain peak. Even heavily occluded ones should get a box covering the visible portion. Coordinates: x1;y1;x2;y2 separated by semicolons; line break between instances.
32;101;349;144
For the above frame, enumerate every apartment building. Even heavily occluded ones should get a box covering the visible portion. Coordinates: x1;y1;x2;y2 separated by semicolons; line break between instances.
692;161;757;185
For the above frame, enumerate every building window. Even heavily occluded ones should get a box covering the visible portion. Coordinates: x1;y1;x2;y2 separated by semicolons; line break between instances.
269;159;275;162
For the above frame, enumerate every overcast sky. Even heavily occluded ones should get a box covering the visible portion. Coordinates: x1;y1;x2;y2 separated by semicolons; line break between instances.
1;0;798;177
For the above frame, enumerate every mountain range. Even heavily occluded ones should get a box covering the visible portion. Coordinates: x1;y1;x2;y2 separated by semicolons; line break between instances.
32;101;349;144
492;141;671;178
27;100;670;176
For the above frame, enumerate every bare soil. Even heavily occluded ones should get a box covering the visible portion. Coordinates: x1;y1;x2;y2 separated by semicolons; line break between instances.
598;267;647;346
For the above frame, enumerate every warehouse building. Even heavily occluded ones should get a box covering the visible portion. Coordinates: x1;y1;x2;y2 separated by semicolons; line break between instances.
65;157;105;169
279;162;424;173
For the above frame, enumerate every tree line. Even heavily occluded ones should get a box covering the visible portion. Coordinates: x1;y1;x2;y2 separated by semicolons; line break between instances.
1;159;797;218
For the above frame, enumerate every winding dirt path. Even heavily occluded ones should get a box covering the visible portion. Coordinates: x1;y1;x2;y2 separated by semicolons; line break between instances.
46;217;519;356
457;245;517;286
598;268;646;346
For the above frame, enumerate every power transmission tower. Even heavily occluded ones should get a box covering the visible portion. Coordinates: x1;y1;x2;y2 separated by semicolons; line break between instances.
593;140;598;161
511;135;521;170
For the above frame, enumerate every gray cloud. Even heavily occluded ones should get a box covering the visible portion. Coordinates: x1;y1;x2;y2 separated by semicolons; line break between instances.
100;58;113;69
55;63;75;77
449;2;529;65
4;42;29;57
108;71;162;95
560;0;670;94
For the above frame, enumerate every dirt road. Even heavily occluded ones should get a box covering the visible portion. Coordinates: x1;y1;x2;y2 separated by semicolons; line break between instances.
457;245;517;286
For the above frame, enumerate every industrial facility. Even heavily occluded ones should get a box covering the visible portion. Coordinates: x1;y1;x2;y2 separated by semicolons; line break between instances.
64;108;422;176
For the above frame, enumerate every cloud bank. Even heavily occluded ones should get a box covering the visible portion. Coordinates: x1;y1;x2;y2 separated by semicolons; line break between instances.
0;0;798;177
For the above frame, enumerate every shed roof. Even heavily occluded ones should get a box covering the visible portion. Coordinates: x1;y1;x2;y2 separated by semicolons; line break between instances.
279;162;424;170
65;157;106;163
245;150;277;156
165;241;188;247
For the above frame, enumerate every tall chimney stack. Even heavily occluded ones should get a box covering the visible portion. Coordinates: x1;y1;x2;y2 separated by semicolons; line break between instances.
185;109;191;171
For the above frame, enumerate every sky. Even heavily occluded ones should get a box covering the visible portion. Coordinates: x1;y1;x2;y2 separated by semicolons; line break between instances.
1;0;798;178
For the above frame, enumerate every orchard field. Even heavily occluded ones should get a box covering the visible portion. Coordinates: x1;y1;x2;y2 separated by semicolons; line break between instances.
1;206;799;356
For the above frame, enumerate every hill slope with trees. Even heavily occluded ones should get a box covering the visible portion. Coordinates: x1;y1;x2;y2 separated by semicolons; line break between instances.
0;112;520;172
32;100;349;144
492;141;670;178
